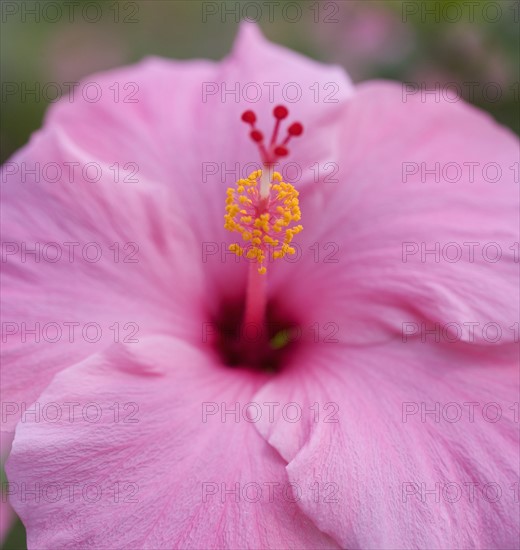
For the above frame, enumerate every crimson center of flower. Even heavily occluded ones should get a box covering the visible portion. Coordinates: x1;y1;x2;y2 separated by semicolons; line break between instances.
211;296;301;373
217;106;305;373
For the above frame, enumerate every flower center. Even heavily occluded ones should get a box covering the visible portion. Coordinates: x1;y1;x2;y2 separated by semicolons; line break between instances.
210;295;301;373
220;105;304;372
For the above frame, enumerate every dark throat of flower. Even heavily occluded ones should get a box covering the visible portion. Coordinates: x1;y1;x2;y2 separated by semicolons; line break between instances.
223;106;304;370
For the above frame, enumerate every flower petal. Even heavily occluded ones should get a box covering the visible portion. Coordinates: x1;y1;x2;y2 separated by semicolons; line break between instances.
7;336;338;549
1;127;204;431
269;81;519;346
253;341;520;549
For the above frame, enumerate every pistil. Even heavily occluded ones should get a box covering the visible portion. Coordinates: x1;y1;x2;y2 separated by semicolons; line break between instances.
225;106;304;359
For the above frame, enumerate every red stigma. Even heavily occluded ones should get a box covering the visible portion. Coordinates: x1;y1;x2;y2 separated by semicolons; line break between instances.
288;122;303;136
241;111;256;124
250;130;263;143
241;105;304;165
273;105;288;120
274;146;288;157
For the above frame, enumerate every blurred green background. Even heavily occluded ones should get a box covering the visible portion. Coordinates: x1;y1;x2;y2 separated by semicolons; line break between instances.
1;0;519;168
0;0;518;547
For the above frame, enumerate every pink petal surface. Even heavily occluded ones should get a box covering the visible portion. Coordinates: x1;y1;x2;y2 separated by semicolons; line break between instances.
6;336;338;550
252;340;520;549
267;81;519;346
1;125;202;430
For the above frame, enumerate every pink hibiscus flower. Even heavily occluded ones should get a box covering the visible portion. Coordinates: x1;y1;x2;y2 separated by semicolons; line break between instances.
1;24;519;549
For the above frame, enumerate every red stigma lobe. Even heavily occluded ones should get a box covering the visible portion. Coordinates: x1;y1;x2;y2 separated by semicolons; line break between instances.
241;106;304;165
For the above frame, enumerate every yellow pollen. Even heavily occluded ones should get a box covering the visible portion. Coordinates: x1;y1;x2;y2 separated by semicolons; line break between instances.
224;170;303;274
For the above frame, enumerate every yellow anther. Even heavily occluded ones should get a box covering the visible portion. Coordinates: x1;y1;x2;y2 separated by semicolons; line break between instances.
263;235;279;246
224;169;303;274
229;244;244;256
